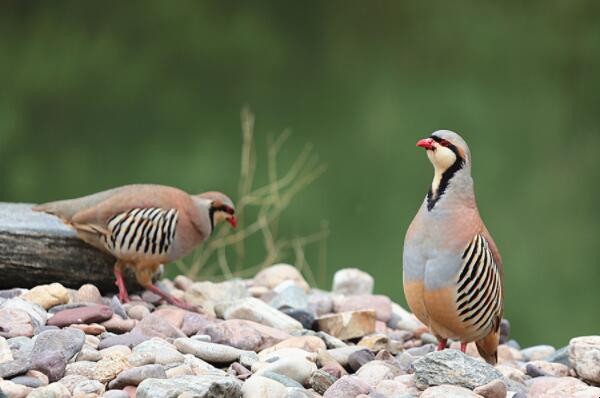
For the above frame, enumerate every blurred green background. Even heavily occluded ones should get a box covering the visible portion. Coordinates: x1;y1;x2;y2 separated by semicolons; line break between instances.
1;1;599;347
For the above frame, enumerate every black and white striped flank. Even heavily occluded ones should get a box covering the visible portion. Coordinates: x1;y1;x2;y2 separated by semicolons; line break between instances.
104;207;179;257
455;234;503;332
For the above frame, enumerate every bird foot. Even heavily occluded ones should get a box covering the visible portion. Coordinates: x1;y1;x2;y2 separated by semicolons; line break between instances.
113;265;130;303
460;342;468;353
437;339;447;351
145;284;201;312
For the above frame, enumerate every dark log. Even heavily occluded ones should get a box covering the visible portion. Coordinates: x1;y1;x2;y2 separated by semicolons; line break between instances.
0;203;143;293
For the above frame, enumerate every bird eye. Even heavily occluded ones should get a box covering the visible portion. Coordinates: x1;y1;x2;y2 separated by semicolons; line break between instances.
439;139;450;147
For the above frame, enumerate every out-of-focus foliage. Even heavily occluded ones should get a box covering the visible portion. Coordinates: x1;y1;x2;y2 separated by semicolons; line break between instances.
0;1;598;347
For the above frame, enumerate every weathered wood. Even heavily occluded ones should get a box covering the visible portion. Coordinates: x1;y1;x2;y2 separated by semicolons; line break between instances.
0;203;143;293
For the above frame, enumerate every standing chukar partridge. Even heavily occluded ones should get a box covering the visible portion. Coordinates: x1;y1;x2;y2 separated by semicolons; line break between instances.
403;130;503;365
34;184;236;310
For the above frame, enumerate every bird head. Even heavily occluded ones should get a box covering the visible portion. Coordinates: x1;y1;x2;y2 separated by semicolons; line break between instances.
195;191;237;229
416;130;471;173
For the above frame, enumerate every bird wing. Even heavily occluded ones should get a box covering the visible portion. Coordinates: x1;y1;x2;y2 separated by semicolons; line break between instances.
67;185;190;230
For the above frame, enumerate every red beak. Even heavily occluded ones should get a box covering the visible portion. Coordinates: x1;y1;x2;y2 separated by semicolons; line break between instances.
416;138;435;150
227;216;237;228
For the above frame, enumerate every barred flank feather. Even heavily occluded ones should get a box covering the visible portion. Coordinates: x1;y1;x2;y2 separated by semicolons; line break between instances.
456;234;503;335
104;207;179;257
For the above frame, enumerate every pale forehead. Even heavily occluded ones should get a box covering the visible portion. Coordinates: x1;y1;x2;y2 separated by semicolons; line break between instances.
198;191;235;207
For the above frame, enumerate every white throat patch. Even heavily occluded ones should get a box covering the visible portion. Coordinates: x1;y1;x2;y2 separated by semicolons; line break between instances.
427;146;457;193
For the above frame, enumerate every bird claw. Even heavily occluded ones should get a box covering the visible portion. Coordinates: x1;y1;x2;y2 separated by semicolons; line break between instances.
145;284;203;313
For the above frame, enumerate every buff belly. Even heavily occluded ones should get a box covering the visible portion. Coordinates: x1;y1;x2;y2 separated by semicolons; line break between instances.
403;280;485;342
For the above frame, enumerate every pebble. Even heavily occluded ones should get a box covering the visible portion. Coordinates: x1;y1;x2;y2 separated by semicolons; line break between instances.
70;323;106;335
254;353;317;385
21;283;69;310
309;369;337;394
133;313;185;339
473;379;507;398
332;268;374;295
217;297;304;333
520;344;556;361
102;315;137;334
0;336;13;363
8;336;34;360
174;338;246;364
323;375;371;398
569;335;600;384
183;279;249;316
107;296;129;319
94;356;129;384
180;311;214;336
326;346;364;367
73;379;105;396
136;374;242;398
527;376;600;397
108;364;167;389
0;308;34;338
347;349;375;372
132;338;184;365
547;345;570;367
413;349;504;390
126;304;151;320
27;382;71;398
358;333;394;352
374;374;419;397
103;391;129;398
315;310;376;340
260;336;326;355
528;360;570;377
0;379;32;398
31;328;84;361
31;351;66;382
261;370;304;388
388;302;425;333
420;384;482;397
9;375;44;388
307;290;334;316
241;374;288;398
280;308;315;330
355;360;403;387
269;285;309;310
47;304;113;327
73;284;104;305
333;294;392;323
253;264;310;292
205;319;290;352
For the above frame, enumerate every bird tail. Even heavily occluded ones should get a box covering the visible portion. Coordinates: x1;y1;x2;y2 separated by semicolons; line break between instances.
475;324;500;365
32;200;76;221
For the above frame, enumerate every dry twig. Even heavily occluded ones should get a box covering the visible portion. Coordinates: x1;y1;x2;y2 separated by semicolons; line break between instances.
178;108;328;283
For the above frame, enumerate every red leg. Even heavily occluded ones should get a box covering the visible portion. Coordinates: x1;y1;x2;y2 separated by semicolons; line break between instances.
113;262;130;303
460;342;468;353
145;283;199;312
437;339;447;351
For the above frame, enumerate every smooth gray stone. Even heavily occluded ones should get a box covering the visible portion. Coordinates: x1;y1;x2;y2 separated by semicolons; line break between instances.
261;371;304;388
136;374;242;398
413;349;504;390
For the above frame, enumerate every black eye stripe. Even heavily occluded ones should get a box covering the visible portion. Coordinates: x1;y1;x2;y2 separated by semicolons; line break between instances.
430;135;460;156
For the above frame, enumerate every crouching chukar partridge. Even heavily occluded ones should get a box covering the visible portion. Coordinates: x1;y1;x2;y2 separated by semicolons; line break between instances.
403;130;503;365
34;184;236;310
